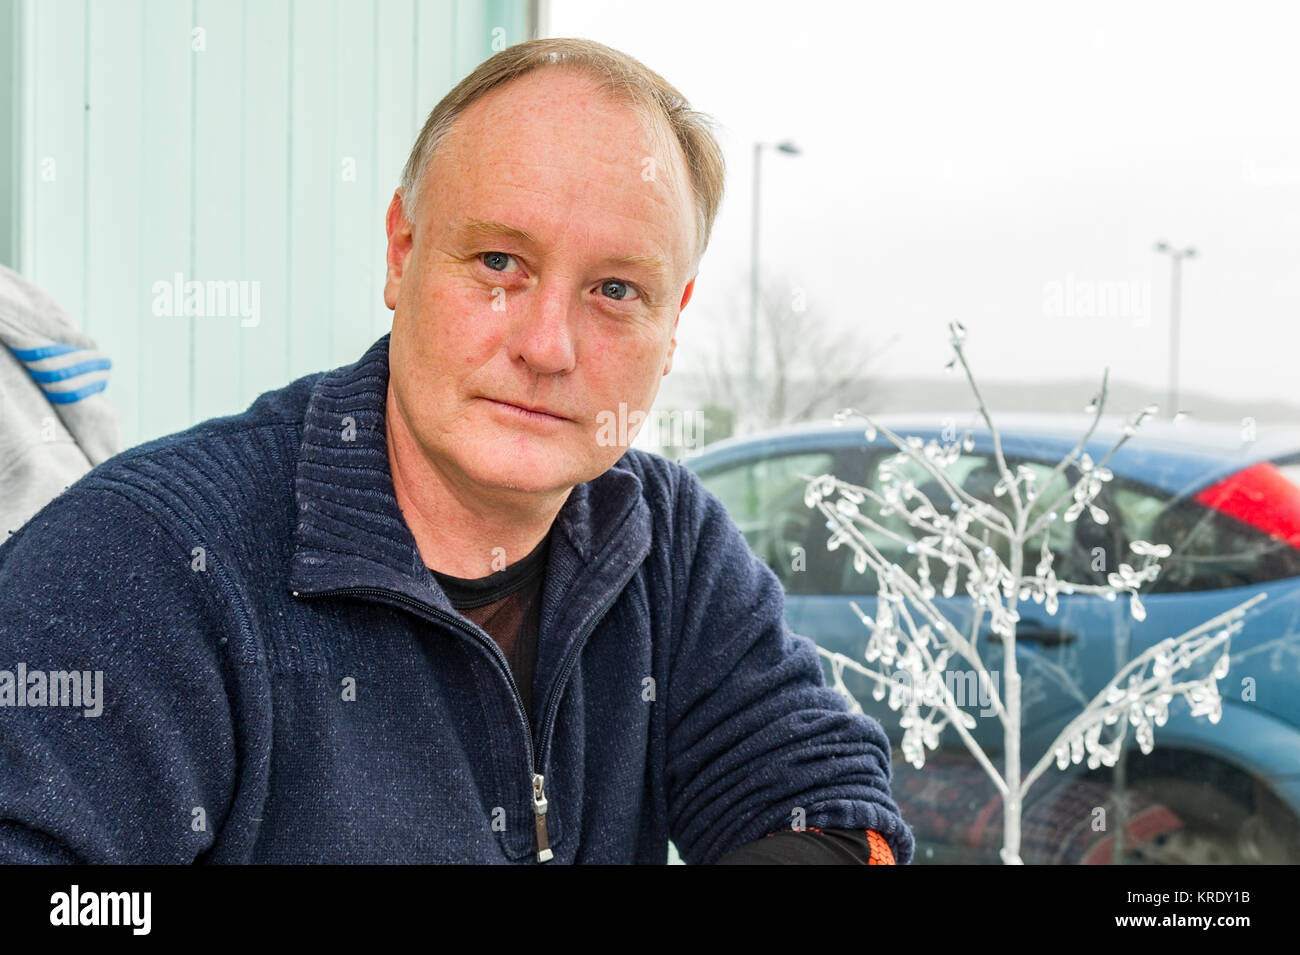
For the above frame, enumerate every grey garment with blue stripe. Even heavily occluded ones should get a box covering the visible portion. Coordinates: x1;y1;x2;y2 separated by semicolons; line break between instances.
0;264;121;541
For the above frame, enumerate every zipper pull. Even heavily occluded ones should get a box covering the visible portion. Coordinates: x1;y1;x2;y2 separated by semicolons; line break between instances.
532;773;554;863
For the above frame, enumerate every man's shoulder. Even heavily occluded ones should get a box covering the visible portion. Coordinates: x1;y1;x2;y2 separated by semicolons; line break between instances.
2;368;323;557
123;367;321;460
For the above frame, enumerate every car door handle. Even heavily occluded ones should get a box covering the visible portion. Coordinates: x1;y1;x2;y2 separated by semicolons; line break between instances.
988;624;1077;647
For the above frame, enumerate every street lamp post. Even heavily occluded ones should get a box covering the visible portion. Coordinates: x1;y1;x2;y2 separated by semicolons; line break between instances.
748;139;801;433
1154;241;1196;419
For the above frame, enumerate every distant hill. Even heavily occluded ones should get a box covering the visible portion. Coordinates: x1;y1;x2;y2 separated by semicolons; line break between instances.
644;372;1300;454
857;377;1300;428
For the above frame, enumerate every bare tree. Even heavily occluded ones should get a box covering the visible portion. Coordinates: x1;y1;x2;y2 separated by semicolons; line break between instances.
692;272;893;432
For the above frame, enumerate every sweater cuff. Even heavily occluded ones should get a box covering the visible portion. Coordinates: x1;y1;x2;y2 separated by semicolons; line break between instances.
713;827;896;865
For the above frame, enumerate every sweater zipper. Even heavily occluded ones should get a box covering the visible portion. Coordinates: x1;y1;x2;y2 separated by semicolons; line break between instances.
293;584;620;862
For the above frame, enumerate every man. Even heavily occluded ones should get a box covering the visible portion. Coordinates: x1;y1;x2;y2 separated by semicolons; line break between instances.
0;38;912;865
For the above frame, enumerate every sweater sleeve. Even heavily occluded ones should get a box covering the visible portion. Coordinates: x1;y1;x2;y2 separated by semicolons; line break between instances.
0;484;245;863
663;468;914;866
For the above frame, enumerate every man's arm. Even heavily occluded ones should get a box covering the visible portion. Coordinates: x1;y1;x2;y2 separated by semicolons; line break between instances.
663;467;913;866
0;485;243;863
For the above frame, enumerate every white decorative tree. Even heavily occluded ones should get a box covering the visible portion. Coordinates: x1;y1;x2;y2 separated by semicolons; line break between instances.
805;321;1267;864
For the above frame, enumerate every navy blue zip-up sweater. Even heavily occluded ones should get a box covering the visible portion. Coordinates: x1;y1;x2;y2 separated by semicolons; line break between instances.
0;333;913;865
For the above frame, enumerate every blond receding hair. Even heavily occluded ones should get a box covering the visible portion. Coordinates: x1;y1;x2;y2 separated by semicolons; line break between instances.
398;37;726;275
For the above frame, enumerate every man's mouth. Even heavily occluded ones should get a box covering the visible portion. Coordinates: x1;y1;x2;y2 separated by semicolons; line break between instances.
482;397;571;424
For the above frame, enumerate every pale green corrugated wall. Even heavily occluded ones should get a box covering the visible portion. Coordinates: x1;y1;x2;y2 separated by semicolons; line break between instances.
2;0;535;448
0;2;16;271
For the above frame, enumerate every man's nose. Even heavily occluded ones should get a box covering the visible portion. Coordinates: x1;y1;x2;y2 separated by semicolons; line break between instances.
507;279;578;375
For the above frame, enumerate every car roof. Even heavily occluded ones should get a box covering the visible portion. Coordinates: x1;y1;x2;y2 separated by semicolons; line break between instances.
683;412;1300;496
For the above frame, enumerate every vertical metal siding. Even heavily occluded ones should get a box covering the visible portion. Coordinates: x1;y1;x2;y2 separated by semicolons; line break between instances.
8;0;534;447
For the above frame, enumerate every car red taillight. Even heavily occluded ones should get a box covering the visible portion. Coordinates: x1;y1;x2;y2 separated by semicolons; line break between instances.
1193;461;1300;549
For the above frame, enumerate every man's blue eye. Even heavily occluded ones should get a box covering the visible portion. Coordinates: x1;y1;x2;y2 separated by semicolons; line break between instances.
601;280;640;301
480;252;516;272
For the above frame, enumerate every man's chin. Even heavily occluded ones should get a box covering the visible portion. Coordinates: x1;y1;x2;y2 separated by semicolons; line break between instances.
457;443;591;496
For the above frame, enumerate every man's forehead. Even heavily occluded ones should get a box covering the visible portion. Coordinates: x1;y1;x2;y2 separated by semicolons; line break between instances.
430;72;696;273
459;95;683;196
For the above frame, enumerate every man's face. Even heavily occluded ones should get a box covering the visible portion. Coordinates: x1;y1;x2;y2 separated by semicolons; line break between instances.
383;68;698;498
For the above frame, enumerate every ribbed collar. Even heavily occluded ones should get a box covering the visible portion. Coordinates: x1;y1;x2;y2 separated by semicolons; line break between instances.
287;333;652;620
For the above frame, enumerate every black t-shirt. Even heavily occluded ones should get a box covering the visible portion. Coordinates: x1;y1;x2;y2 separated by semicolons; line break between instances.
429;531;550;723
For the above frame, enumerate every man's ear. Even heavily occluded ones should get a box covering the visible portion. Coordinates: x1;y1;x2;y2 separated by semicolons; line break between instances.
663;277;695;376
384;191;414;311
679;276;695;312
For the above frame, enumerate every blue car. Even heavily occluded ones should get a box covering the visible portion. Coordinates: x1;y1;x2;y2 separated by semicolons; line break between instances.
684;413;1300;864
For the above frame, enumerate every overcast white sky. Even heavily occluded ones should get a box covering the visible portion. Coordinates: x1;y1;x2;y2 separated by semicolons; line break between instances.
546;0;1300;412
